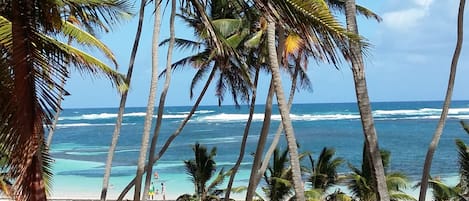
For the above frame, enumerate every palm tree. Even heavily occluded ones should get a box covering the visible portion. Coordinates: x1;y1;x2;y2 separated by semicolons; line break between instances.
143;0;177;199
248;0;364;199
184;143;226;201
116;68;217;201
1;1;128;200
100;0;144;200
250;32;315;198
46;1;132;148
308;147;344;192
343;0;389;198
133;0;163;200
343;0;390;200
262;147;294;201
265;19;306;200
419;0;466;200
347;147;414;201
426;178;461;201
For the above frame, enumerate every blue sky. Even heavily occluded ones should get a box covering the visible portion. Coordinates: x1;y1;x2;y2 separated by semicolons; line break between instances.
62;0;469;108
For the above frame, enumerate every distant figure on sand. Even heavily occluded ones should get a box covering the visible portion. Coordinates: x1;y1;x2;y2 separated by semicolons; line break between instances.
148;182;156;200
161;182;166;201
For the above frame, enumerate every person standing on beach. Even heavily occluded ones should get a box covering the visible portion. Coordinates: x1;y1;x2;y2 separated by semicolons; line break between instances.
161;182;166;201
148;182;156;200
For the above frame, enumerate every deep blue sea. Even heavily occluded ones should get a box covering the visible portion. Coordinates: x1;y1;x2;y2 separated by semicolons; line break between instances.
48;100;469;198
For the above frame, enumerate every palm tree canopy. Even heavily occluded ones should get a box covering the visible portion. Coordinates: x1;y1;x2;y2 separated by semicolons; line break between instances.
308;147;344;191
0;1;131;199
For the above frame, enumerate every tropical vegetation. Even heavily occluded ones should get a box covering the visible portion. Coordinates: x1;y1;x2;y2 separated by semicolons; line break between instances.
1;0;467;201
179;143;227;201
346;147;414;201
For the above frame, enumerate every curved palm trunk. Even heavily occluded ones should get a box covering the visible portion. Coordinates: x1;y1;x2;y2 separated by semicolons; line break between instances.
245;80;274;201
100;0;147;200
224;68;260;200
11;1;47;200
134;2;162;200
117;68;216;201
344;1;389;201
418;1;465;200
266;21;305;201
254;64;298;189
143;0;176;199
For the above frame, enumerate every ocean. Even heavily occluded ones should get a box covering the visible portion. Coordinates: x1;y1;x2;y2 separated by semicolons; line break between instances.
48;100;469;199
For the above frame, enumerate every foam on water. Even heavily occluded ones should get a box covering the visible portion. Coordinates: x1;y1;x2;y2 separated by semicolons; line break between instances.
373;107;469;117
56;123;136;128
59;112;187;120
196;113;361;122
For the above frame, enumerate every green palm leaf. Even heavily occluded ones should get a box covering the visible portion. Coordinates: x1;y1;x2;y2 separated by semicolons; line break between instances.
325;0;382;22
60;20;117;66
39;34;127;92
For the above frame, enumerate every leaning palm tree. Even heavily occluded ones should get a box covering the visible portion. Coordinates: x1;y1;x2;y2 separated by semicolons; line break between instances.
143;0;177;198
344;0;390;200
419;0;466;200
249;0;363;199
133;0;163;200
1;1;128;200
100;0;143;200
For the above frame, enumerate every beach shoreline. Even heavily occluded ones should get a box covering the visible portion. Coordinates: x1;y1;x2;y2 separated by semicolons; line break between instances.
42;174;460;201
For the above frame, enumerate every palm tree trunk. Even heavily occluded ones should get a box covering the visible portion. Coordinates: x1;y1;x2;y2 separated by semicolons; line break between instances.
245;80;274;201
143;0;175;199
133;2;162;200
254;64;298;189
266;21;305;201
117;68;216;201
11;1;47;200
225;67;260;200
344;1;389;201
418;1;465;200
100;0;147;200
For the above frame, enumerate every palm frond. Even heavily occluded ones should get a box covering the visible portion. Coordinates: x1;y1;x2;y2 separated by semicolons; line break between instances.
159;38;203;52
460;121;469;134
60;20;117;67
60;0;134;34
456;139;469;188
39;34;127;93
389;193;416;201
325;0;382;22
206;168;226;194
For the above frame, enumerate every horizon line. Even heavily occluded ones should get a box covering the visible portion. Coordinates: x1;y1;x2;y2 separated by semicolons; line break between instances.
62;99;469;110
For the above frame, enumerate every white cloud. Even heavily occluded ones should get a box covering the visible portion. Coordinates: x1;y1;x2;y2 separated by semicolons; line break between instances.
381;0;434;32
382;8;426;31
413;0;433;8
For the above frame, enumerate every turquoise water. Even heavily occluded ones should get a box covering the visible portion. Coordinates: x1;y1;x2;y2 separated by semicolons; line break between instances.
49;100;469;199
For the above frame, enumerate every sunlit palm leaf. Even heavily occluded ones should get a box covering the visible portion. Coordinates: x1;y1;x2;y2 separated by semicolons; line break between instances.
60;21;117;66
39;34;127;92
